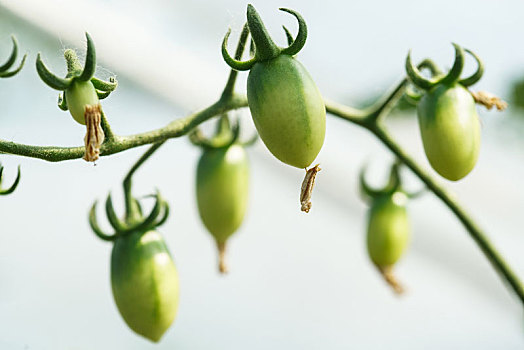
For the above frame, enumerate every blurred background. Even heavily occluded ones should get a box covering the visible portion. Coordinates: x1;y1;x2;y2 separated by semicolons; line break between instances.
1;0;524;348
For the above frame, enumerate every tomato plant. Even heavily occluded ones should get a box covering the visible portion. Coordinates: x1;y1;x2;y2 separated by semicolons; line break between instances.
0;3;521;346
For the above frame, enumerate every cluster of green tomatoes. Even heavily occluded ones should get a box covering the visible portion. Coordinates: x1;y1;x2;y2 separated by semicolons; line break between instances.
0;2;501;343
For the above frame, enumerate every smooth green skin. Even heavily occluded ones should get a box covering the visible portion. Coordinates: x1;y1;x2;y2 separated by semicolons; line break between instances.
111;229;179;342
196;144;249;243
64;80;99;125
367;193;410;267
247;55;326;169
417;83;480;181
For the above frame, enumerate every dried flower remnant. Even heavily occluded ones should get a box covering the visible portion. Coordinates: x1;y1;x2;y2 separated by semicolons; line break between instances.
300;164;321;213
217;241;228;274
378;265;404;295
470;90;508;111
83;104;105;162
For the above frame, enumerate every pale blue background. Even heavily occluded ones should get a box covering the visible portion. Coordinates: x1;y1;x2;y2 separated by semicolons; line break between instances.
0;0;524;349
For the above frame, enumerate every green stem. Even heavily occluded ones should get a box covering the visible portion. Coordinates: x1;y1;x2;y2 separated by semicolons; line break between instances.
100;109;115;141
123;142;165;222
0;94;248;162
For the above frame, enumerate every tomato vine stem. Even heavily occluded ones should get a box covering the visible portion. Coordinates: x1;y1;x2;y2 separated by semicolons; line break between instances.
1;49;522;307
0;94;248;162
122;141;165;222
327;65;524;306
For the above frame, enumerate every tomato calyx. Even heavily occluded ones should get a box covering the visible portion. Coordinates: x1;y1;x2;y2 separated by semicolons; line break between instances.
190;115;257;150
89;189;169;242
221;4;307;71
361;161;409;202
360;161;424;202
0;163;21;196
89;147;170;242
36;33;117;95
0;35;27;78
405;43;483;92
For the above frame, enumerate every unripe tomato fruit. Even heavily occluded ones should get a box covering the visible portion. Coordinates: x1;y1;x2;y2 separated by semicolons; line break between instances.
111;229;179;342
65;80;99;125
367;192;410;268
417;83;480;181
196;144;249;243
247;55;326;169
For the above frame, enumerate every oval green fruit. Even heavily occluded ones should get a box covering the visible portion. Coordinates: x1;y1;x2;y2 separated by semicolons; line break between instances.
64;80;99;125
196;144;249;244
247;54;326;169
111;229;179;342
417;83;480;181
367;192;410;268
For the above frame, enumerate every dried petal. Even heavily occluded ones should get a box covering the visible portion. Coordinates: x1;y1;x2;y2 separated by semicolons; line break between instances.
300;164;321;213
378;265;404;295
83;104;105;162
470;90;508;111
216;241;228;274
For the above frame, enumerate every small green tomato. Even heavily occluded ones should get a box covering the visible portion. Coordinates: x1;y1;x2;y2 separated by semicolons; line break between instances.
222;5;325;169
360;162;420;294
406;43;486;181
417;83;480;181
367;192;410;268
196;143;249;273
247;55;326;168
65;80;99;125
111;229;179;342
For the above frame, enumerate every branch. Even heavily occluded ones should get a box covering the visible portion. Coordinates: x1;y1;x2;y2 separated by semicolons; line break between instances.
0;94;248;162
325;77;524;306
0;23;253;163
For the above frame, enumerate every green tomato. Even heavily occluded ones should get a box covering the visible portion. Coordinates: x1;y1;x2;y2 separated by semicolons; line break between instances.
111;229;179;342
367;192;410;268
417;83;480;181
247;55;326;169
64;80;99;125
196;144;249;244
